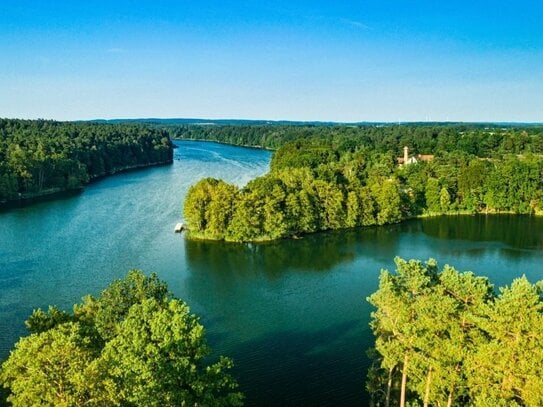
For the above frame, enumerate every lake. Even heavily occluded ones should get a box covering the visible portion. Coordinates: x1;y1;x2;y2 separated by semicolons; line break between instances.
1;140;542;406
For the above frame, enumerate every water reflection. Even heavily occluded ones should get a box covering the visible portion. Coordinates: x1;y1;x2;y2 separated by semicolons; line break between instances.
420;214;543;250
183;215;543;406
184;225;406;277
228;320;368;407
185;214;543;283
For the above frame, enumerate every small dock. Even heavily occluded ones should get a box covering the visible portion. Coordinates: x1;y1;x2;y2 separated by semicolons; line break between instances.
174;223;185;233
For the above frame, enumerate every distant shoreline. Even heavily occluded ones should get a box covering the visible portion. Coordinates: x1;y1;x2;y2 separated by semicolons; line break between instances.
173;137;276;151
0;159;173;211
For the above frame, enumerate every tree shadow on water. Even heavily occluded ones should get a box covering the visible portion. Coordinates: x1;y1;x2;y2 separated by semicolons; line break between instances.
227;319;372;407
184;226;403;278
421;214;543;251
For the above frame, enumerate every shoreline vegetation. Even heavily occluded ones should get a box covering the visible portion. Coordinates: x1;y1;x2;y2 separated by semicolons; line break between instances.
181;123;543;243
172;137;276;151
0;160;174;210
0;119;174;208
184;211;543;244
418;209;543;218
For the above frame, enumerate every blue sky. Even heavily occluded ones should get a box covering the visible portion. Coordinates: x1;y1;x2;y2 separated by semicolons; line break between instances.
1;1;542;122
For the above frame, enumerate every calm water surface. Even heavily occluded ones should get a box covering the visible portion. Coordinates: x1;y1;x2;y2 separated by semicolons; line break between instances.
1;141;542;406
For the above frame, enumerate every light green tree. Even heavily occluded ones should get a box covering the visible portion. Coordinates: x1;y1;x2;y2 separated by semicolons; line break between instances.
425;178;441;213
345;190;360;228
358;186;376;226
368;258;438;407
0;271;243;407
439;187;451;212
226;190;264;242
368;258;543;407
371;178;402;225
184;178;218;235
466;277;543;406
0;323;100;406
100;298;243;407
206;181;239;240
262;184;288;239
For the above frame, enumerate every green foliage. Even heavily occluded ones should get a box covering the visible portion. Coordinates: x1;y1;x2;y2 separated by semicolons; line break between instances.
371;178;402;225
368;257;543;407
75;270;170;342
169;123;543;157
439;187;451;212
25;305;72;334
483;156;542;213
466;277;543;406
100;298;242;406
183;125;543;242
271;138;338;170
184;178;239;240
183;155;408;242
0;271;243;406
0;119;173;203
0;323;98;407
457;159;489;212
177;121;543;242
424;178;441;213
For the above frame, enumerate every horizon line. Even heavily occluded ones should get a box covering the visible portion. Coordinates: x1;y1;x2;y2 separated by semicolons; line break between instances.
2;116;542;126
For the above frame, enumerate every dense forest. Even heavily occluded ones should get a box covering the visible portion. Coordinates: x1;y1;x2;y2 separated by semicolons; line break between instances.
367;257;543;407
183;125;543;242
168;122;543;155
0;271;243;406
0;119;173;204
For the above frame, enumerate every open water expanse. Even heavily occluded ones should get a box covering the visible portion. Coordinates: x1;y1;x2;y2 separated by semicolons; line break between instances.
1;140;542;406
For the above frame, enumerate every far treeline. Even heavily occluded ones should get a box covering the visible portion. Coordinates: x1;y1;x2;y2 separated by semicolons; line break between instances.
0;119;173;204
368;257;543;407
182;124;543;242
168;122;543;154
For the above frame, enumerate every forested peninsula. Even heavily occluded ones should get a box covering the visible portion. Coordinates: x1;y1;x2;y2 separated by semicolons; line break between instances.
0;119;173;206
182;124;543;242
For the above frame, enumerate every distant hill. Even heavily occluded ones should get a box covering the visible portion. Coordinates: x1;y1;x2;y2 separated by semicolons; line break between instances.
86;118;542;128
88;118;342;126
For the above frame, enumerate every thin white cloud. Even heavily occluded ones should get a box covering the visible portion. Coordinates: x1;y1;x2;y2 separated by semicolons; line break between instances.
339;18;370;30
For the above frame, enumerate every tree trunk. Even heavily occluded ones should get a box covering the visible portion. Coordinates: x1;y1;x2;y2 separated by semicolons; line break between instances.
400;355;409;407
446;386;454;407
385;366;394;407
423;367;432;407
